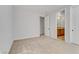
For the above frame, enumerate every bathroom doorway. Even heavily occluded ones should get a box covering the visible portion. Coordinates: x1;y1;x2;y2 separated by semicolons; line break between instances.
57;9;65;40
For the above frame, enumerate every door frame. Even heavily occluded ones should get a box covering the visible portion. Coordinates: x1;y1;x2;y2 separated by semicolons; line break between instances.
56;8;66;41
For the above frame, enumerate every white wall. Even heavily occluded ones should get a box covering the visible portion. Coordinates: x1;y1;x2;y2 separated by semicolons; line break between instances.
0;5;45;53
0;6;13;53
14;6;43;40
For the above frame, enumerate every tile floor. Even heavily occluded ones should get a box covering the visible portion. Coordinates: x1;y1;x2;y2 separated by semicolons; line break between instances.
57;36;64;40
9;36;79;54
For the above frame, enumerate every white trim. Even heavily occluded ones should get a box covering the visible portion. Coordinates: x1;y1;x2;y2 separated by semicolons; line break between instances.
64;8;66;42
14;35;40;40
70;6;73;43
55;11;58;39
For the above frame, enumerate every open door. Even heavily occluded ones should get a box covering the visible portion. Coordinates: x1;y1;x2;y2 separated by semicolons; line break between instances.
45;16;50;37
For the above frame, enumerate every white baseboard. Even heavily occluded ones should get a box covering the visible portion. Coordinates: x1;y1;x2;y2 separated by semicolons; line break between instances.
14;35;40;40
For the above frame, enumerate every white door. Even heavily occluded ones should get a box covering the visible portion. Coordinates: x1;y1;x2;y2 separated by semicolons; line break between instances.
71;6;79;45
45;16;50;36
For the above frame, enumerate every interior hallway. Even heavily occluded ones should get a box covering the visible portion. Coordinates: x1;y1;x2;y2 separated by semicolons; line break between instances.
9;36;79;54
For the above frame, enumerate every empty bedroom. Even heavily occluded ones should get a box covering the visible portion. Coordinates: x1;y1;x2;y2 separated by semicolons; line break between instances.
0;5;79;54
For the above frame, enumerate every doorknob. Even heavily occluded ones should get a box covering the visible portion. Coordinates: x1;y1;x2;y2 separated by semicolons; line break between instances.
72;29;74;31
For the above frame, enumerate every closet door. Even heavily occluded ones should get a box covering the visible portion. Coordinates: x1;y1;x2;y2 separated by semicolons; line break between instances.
71;6;79;45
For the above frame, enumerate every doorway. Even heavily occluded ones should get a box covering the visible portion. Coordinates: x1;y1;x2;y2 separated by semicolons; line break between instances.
40;17;45;36
57;9;65;40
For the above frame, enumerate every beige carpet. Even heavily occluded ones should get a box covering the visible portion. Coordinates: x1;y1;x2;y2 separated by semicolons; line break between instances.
9;36;79;54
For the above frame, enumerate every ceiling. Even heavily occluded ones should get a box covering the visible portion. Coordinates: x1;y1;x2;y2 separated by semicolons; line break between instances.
14;5;65;15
